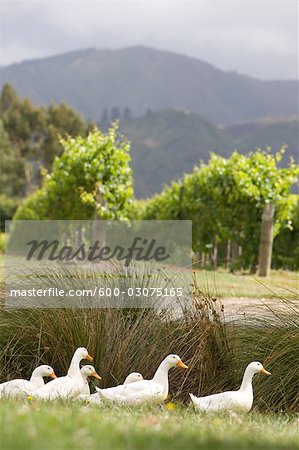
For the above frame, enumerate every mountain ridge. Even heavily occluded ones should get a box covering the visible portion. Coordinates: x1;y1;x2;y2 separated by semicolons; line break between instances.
117;109;298;197
1;46;297;125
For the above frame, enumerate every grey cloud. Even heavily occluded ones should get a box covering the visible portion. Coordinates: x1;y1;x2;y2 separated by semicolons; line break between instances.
0;0;297;79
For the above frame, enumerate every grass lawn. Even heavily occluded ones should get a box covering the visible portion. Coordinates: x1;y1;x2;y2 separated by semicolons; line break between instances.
195;269;298;299
0;251;297;300
0;400;298;450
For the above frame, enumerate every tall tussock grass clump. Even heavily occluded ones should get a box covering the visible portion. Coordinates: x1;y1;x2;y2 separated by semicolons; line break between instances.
0;270;234;401
0;267;298;412
228;298;299;412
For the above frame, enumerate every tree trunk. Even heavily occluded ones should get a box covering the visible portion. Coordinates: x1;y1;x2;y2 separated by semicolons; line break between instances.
73;224;84;247
226;240;231;269
258;204;275;277
63;229;71;246
231;241;239;262
212;241;218;269
250;252;259;274
92;190;106;246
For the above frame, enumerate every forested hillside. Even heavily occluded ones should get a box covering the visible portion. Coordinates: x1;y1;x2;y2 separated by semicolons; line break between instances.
1;84;298;207
120;109;234;197
119;111;298;197
1;47;298;124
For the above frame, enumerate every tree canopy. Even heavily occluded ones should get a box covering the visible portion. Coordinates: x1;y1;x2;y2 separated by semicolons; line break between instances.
0;83;91;196
140;150;299;270
14;124;133;221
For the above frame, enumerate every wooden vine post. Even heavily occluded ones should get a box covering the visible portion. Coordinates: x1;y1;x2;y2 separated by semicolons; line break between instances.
258;203;275;277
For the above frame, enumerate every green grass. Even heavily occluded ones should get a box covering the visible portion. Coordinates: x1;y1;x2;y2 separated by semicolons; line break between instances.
1;251;297;299
195;269;298;299
0;400;298;450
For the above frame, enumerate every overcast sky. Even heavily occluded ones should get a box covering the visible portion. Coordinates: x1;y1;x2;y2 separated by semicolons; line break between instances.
0;0;298;80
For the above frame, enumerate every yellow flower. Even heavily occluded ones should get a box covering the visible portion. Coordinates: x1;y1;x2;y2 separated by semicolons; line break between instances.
27;395;33;401
165;402;176;411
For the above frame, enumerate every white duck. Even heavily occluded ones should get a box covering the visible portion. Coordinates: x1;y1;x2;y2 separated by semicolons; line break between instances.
190;361;271;413
97;354;188;405
32;347;93;400
85;372;143;404
79;365;101;389
122;372;144;384
0;365;56;398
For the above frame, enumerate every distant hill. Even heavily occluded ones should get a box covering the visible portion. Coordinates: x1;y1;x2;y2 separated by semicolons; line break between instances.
223;117;299;164
119;109;234;197
118;110;298;197
0;46;298;125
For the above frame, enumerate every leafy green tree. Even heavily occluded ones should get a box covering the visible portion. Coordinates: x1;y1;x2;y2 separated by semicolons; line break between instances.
141;149;299;272
42;102;87;166
0;120;23;229
0;84;92;197
13;187;50;221
0;84;18;111
0;194;19;231
0;85;47;158
272;198;299;270
188;150;298;269
14;124;133;220
0;119;25;197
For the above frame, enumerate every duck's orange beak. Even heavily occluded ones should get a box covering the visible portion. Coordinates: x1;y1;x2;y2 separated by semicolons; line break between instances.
50;372;57;379
92;371;102;380
86;354;93;362
259;367;271;375
176;360;188;369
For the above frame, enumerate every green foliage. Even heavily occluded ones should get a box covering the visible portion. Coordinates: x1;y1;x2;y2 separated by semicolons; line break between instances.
0;232;5;253
14;124;133;220
0;119;25;196
141;149;299;269
272;199;299;270
0;118;22;229
187;150;298;265
43;102;90;167
0;84;90;200
0;195;19;231
13;189;48;221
